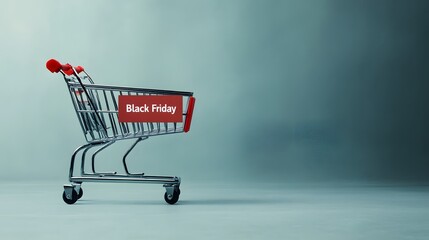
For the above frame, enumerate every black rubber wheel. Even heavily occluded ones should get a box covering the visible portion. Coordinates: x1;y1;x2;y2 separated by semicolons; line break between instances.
62;190;78;205
77;188;83;200
164;189;180;205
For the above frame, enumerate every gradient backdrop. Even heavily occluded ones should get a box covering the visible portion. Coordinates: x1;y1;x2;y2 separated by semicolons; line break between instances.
0;0;428;184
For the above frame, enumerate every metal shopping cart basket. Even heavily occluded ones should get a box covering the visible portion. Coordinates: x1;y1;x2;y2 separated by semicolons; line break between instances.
46;59;196;205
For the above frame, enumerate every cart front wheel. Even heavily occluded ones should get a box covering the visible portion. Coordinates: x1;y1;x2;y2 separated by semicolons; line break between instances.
63;190;78;204
164;189;180;204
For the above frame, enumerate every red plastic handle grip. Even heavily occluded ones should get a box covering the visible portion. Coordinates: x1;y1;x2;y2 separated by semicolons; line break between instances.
46;59;84;75
46;59;70;73
63;65;84;76
74;66;85;73
184;96;196;133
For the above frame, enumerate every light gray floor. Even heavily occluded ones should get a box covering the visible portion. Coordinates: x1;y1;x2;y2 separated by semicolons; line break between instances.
0;181;428;239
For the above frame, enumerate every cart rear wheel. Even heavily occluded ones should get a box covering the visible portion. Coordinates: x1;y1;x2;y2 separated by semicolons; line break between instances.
63;190;78;204
164;189;180;204
77;188;83;200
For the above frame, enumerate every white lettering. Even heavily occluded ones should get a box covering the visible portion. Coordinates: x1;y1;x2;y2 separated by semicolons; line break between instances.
151;104;177;114
126;104;150;112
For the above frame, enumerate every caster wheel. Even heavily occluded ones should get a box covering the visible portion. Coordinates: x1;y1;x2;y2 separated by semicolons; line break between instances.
77;188;83;200
164;189;180;205
62;190;78;205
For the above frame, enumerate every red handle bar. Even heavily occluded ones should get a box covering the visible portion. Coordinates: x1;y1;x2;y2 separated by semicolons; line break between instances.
46;59;84;75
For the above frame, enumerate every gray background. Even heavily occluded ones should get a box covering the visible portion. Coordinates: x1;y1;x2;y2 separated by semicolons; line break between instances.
1;1;429;240
0;0;428;183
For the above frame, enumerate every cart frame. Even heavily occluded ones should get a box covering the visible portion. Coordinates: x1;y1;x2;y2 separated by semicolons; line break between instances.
46;59;195;205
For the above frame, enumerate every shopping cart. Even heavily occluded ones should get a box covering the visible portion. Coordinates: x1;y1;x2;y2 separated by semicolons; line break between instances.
46;59;196;205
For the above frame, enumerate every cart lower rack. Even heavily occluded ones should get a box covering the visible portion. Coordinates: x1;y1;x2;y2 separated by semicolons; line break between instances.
46;59;196;205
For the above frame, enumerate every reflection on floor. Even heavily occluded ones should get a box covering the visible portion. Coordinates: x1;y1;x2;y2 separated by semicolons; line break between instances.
0;181;428;239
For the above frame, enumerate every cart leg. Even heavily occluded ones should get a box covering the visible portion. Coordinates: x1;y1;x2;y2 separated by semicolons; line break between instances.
122;137;147;175
81;144;96;175
69;143;97;181
91;141;117;175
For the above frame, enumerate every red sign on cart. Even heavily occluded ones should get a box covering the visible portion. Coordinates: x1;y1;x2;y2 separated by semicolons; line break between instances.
118;95;183;122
